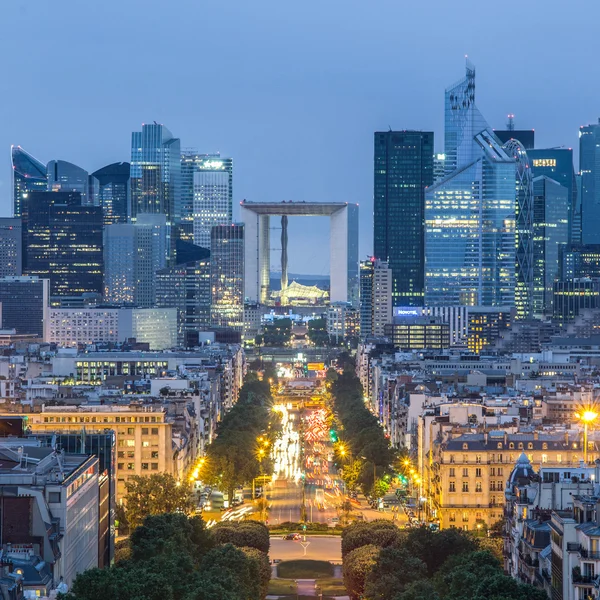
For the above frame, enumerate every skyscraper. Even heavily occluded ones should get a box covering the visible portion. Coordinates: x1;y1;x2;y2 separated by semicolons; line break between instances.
91;162;130;224
358;258;392;338
374;131;433;307
180;152;233;249
529;148;578;244
103;214;169;307
130;123;181;221
532;176;569;316
0;276;49;337
47;159;91;205
155;259;211;346
11;146;47;218
425;62;517;308
359;259;374;338
210;224;244;331
579;120;600;244
22;192;103;297
0;218;22;277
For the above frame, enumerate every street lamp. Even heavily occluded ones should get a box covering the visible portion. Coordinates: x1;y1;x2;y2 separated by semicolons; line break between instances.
578;410;599;464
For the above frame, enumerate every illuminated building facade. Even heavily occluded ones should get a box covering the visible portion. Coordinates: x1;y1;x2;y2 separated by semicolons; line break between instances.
383;317;450;350
0;276;49;337
155;259;211;346
22;191;103;297
560;244;600;280
529;148;578;244
180;152;233;247
91;162;130;224
130;123;181;221
11;145;47;218
425;62;517;309
0;218;22;277
359;259;374;338
374;131;433;306
103;214;169;306
579;120;600;244
553;278;600;320
211;224;244;331
532;176;569;316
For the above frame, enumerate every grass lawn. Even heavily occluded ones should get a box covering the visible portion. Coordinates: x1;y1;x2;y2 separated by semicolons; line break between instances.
277;559;334;579
268;578;346;597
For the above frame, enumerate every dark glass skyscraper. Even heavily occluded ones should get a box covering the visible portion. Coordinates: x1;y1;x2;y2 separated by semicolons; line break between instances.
130;123;181;221
529;148;577;243
579;120;600;244
0;218;22;277
0;276;48;337
23;191;103;296
91;162;130;224
47;159;91;205
11;146;47;218
532;176;569;316
374;130;433;307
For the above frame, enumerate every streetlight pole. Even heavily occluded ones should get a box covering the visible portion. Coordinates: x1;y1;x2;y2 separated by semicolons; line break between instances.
579;410;598;464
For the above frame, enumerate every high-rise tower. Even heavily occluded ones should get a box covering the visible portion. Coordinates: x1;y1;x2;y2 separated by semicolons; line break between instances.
11;146;47;218
374;131;433;307
579;120;600;244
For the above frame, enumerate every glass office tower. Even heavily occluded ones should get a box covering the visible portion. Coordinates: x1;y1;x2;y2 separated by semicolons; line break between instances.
92;162;130;224
11;146;47;218
529;148;578;244
580;120;600;244
210;224;244;331
373;131;433;307
130;123;181;221
532;176;569;316
47;159;91;205
425;62;517;308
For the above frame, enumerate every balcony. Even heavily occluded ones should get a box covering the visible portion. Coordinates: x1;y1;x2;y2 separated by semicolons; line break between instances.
572;568;598;585
581;549;600;560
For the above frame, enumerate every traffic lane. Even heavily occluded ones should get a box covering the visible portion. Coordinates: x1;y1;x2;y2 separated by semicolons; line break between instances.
270;480;303;524
270;535;342;562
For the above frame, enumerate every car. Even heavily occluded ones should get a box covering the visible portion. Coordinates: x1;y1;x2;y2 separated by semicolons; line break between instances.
330;517;340;524
283;533;301;540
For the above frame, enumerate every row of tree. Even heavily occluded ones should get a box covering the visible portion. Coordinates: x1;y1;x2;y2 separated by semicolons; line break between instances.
341;521;547;600
61;514;271;600
330;370;396;496
202;374;280;501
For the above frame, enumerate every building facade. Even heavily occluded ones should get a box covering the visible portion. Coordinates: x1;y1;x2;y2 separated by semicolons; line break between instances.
103;214;169;306
22;191;103;297
553;278;600;320
374;131;434;307
130;123;181;221
211;224;244;331
0;218;22;277
425;62;516;308
580;120;600;245
532;176;569;317
383;317;450;350
47;159;91;206
359;259;374;338
155;259;211;346
561;244;600;280
91;162;130;224
11;145;47;218
0;276;49;337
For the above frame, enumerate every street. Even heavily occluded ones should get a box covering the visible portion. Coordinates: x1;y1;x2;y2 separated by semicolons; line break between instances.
270;535;342;562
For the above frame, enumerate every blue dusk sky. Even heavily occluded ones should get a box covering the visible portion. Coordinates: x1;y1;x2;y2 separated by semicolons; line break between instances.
0;0;597;274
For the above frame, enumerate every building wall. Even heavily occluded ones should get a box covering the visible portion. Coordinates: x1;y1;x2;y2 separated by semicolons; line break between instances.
372;261;392;337
0;276;49;338
0;218;22;277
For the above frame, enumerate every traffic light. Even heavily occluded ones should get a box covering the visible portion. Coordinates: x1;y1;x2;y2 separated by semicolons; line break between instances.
329;429;338;443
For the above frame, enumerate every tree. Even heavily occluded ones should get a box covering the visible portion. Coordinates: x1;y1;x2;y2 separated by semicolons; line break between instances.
325;367;338;382
159;386;170;396
394;580;440;600
342;520;402;557
343;544;380;600
403;526;478;575
240;547;271;599
123;473;195;529
307;317;330;346
364;546;427;599
211;521;270;553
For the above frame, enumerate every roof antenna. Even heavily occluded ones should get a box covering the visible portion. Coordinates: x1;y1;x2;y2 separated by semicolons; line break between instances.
507;114;515;131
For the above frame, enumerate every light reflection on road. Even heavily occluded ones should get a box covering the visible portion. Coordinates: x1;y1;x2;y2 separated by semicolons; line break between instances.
272;404;302;482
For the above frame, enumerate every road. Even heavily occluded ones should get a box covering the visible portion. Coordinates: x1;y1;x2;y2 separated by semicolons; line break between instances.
270;535;342;562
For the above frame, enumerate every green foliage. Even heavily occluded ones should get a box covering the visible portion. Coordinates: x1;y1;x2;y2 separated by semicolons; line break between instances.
123;473;195;530
211;521;270;553
307;317;331;346
62;514;271;600
403;526;479;575
325;367;339;382
277;560;335;579
330;371;396;495
203;375;278;500
341;520;403;557
394;580;441;600
260;318;292;346
364;547;427;600
342;544;379;600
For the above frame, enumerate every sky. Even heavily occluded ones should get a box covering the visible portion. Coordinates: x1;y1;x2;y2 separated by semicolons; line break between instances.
0;0;598;275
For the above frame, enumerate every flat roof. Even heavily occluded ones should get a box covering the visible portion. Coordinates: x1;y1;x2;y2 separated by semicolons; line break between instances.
240;201;352;216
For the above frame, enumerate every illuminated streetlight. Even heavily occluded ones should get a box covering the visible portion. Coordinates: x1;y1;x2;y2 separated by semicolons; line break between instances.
578;409;599;464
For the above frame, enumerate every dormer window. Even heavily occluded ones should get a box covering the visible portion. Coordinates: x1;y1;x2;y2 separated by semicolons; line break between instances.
497;442;502;449
542;443;548;450
509;443;515;449
527;443;533;450
463;443;468;450
518;443;524;450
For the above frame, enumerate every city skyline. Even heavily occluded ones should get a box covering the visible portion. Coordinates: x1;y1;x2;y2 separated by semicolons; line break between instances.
1;1;599;274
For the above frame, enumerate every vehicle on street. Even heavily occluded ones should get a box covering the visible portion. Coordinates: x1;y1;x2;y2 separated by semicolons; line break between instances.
283;533;301;540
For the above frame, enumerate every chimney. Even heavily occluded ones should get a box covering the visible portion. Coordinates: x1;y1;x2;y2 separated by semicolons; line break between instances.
534;431;539;441
565;431;570;446
504;431;508;445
